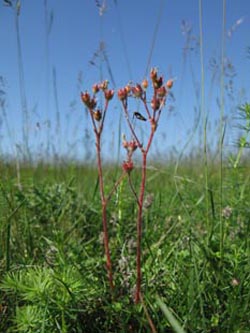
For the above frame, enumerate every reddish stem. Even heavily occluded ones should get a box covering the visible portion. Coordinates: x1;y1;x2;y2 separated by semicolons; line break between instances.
121;100;143;149
135;128;155;303
135;151;147;303
95;132;114;292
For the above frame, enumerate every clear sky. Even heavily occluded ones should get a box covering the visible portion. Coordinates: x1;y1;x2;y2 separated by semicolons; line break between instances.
0;0;249;162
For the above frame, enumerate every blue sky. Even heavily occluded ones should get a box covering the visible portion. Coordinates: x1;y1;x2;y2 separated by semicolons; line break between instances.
0;0;249;161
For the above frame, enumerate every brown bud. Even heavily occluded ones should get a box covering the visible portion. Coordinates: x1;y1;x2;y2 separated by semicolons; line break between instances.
118;88;128;101
132;84;143;98
150;68;158;82
141;79;148;90
89;98;97;109
122;160;134;173
92;110;102;121
92;84;100;94
128;140;137;152
151;96;160;111
104;89;114;101
151;119;157;132
81;91;91;106
157;86;167;97
166;79;173;89
153;76;163;89
125;84;131;94
122;140;129;149
100;80;109;90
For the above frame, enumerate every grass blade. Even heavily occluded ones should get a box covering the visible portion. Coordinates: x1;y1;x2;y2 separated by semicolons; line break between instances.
156;296;187;333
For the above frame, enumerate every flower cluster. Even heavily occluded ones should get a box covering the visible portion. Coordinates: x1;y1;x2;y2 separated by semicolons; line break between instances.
122;135;138;174
117;68;173;113
80;80;114;123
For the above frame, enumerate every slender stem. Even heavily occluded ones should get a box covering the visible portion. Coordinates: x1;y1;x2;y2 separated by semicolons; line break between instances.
134;126;156;303
146;127;155;154
100;100;109;133
122;100;143;149
135;152;147;303
96;134;114;291
106;172;126;203
219;0;226;265
15;9;30;161
140;293;157;333
199;0;209;233
141;96;152;119
128;173;140;206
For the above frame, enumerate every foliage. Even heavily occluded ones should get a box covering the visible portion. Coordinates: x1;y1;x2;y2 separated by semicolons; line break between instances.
0;159;250;332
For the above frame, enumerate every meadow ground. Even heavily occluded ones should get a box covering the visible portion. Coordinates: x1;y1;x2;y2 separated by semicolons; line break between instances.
0;158;250;333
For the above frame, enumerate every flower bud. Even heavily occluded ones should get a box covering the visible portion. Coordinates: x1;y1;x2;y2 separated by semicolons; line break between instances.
151;119;157;132
141;79;148;90
104;89;114;101
132;84;143;98
122;160;134;173
151;96;160;111
118;88;128;101
157;86;167;98
166;79;173;89
122;140;129;149
92;84;100;94
92;110;102;121
81;91;91;106
100;80;109;90
150;68;158;82
89;98;97;109
128;140;137;152
125;84;131;94
153;76;163;89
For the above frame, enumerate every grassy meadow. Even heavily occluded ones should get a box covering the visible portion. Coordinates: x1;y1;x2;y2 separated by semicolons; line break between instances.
0;155;250;332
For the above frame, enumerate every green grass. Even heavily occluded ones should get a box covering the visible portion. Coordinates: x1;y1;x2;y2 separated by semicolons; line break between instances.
0;158;250;332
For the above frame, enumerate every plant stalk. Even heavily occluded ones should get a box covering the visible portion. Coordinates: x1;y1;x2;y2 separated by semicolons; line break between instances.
135;152;147;303
96;133;114;291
